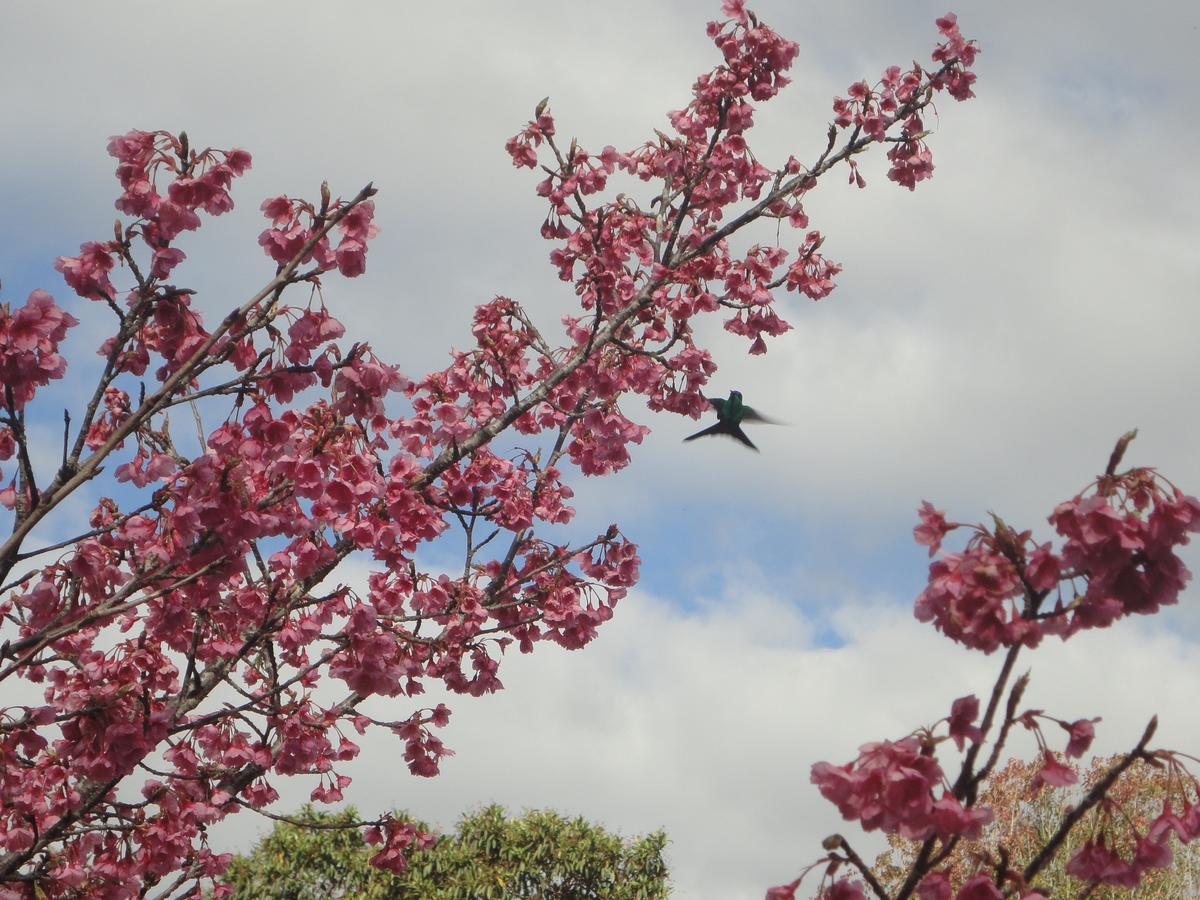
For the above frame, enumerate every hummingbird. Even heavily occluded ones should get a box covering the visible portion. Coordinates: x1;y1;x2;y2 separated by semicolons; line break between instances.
683;390;774;451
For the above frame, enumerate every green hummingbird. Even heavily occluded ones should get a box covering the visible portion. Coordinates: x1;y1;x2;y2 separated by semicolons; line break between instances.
683;390;774;451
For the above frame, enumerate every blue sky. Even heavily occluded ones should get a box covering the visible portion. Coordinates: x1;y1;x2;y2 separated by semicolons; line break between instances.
3;1;1200;896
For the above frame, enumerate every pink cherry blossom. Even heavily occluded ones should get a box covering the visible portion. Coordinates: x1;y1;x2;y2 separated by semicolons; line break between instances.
822;879;867;899
811;737;991;840
915;467;1199;652
766;877;802;899
54;242;118;301
947;694;983;751
954;874;1003;900
1065;837;1141;889
914;501;954;555
1030;751;1078;794
917;872;952;900
1062;717;1100;758
0;289;79;409
0;7;995;895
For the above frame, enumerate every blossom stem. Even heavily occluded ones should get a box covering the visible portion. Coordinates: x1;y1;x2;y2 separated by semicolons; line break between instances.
1022;717;1158;884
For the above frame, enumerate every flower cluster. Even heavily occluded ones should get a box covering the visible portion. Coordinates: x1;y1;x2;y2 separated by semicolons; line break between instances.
767;874;869;899
363;815;438;874
259;194;378;278
1061;763;1200;891
887;114;936;191
916;871;1046;900
84;386;132;450
832;13;978;190
53;241;118;302
504;105;554;170
930;13;979;100
108;129;251;224
811;736;993;843
1011;709;1101;794
793;451;1196;898
913;468;1200;653
1050;481;1200;630
0;289;78;414
502;7;976;459
784;231;842;301
1;5;981;896
56;130;251;301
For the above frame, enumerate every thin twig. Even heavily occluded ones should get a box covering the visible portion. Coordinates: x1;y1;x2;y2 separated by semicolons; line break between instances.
1022;717;1158;884
828;834;891;900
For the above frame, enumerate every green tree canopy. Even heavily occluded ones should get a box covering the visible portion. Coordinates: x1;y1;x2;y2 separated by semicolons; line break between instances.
222;803;669;899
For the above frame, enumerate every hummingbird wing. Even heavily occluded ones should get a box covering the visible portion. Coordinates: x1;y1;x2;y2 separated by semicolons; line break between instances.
706;397;727;417
683;422;725;442
740;405;778;424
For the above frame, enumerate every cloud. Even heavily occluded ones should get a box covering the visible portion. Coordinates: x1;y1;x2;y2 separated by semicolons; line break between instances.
212;576;1200;899
4;0;1196;527
3;1;1199;896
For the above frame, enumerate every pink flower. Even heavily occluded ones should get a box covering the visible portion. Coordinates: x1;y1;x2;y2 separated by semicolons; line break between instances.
6;289;75;349
0;290;78;409
365;816;436;874
0;4;992;889
823;879;866;899
54;242;117;301
1030;751;1077;794
914;545;1030;653
929;792;992;841
1062;717;1099;758
766;878;801;900
888;136;935;190
261;195;293;225
338;199;378;242
1024;542;1061;591
917;872;951;900
948;695;982;750
0;478;18;509
151;246;186;279
1133;834;1172;871
1065;838;1141;888
812;737;956;838
1048;478;1200;632
954;874;1002;900
784;232;842;300
1149;799;1200;844
335;238;368;277
721;0;749;24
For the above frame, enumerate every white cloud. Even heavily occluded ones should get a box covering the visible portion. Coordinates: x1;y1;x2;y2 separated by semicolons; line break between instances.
4;0;1197;527
212;580;1200;899
3;1;1199;896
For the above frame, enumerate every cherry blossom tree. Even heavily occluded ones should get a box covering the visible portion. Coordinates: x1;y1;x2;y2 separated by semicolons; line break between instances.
873;754;1200;898
22;2;1187;897
769;434;1200;899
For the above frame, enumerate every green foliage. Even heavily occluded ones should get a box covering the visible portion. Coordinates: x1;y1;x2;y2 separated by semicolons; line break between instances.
222;803;669;899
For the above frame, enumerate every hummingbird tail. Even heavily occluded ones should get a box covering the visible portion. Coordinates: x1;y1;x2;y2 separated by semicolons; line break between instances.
731;425;759;452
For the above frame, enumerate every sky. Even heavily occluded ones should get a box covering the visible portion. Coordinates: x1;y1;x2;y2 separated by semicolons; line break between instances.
3;1;1200;897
